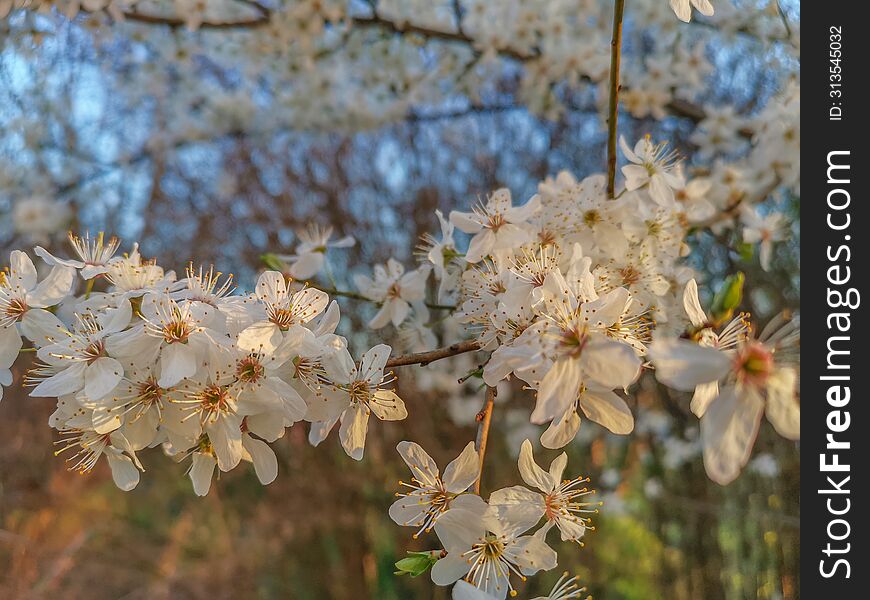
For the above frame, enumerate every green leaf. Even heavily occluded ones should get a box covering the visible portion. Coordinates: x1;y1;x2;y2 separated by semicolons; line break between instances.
711;272;745;325
260;253;285;271
394;551;439;577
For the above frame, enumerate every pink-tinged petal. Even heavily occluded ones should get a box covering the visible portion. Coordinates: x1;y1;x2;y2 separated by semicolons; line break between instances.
10;250;37;290
27;266;75;308
765;368;799;440
158;342;197;388
339;403;369;461
443;441;481;493
578;389;634;434
464;230;496;264
255;270;287;304
540;406;581;450
648;338;732;391
701;385;764;485
190;452;217;496
532;358;583;424
242;434;278;485
682;279;707;327
396;441;440;487
450;210;484;234
237;321;283;354
518;439;555;492
84;357;123;401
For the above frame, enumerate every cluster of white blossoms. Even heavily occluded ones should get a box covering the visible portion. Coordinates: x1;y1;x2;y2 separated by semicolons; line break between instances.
0;130;799;596
0;230;414;493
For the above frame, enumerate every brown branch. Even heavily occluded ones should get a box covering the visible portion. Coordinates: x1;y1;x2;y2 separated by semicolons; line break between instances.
473;385;497;494
385;340;481;368
605;0;625;198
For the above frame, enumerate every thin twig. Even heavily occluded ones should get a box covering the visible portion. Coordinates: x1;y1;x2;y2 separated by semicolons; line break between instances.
606;0;626;199
473;385;496;494
385;340;481;368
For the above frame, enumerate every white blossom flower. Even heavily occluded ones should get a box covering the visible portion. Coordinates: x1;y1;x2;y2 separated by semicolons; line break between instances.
35;232;122;280
450;190;541;263
620;136;682;207
236;270;329;354
390;440;480;536
432;494;557;599
354;259;431;329
309;344;407;460
490;440;598;543
1;250;75;347
740;206;786;271
277;223;355;280
649;315;799;484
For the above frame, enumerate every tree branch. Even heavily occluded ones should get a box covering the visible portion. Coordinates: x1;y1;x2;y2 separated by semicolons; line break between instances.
385;340;481;368
473;385;496;494
606;0;626;198
121;1;271;30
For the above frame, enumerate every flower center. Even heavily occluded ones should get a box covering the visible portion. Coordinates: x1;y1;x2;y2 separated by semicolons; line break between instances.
136;378;164;406
619;265;641;286
347;379;371;405
268;307;296;330
583;209;601;227
237;356;265;384
487;213;505;231
83;340;106;363
735;342;774;386
2;297;28;324
163;319;192;344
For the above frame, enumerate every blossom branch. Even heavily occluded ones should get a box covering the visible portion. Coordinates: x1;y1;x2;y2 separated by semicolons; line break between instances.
605;0;626;198
385;340;481;368
473;385;497;494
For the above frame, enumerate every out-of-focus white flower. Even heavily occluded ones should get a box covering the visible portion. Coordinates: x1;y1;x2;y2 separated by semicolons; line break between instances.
354;259;431;329
12;196;71;241
277;223;355;280
740;206;786;271
669;0;714;23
